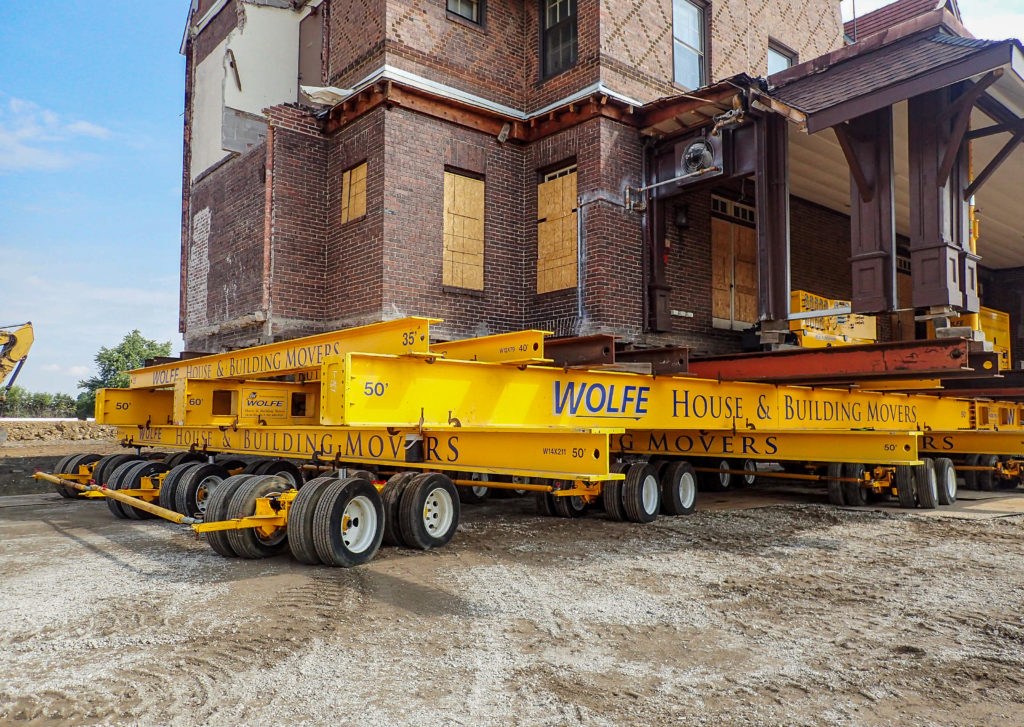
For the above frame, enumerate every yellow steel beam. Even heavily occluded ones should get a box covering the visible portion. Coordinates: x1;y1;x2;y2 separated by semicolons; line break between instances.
611;430;921;464
116;425;618;480
922;431;1024;456
193;514;287;533
124;316;438;389
327;352;976;433
430;330;552;364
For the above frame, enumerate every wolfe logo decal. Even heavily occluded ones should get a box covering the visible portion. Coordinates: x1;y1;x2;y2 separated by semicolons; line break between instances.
241;389;288;419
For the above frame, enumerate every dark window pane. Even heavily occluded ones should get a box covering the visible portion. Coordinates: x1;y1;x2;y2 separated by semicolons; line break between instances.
673;41;702;89
448;0;479;23
542;0;576;76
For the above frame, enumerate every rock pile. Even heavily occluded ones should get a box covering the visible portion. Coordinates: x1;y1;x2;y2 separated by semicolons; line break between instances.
0;420;117;443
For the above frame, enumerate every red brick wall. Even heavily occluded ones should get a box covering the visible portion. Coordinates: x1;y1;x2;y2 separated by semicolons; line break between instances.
326;0;386;87
193;0;239;64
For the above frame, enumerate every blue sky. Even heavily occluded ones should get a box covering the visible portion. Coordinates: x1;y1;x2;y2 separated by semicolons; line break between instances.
0;2;1021;396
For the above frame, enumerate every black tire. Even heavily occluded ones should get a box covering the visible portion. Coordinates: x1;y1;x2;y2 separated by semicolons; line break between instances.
116;461;170;520
287;477;339;564
260;460;304;489
344;469;375;481
534;482;557;517
397;472;460;550
312;477;384;567
963;454;980;490
660;461;697;515
175;463;230;518
977;454;999;491
826;462;845;506
105;461;140;519
52;455;79;498
203;474;255;557
166;451;206;469
215;458;248;473
159;462;200;513
843;463;868;507
54;453;100;498
243;459;270;474
380;471;416;546
914;458;939;509
224;475;290;559
622;463;660;523
552;482;587;518
698;458;736;492
456;472;491;504
92;453;142;488
934;457;957;505
739;459;758;487
602;462;629;522
895;465;917;508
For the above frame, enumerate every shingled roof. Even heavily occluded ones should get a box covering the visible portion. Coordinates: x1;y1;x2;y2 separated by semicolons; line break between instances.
844;0;962;41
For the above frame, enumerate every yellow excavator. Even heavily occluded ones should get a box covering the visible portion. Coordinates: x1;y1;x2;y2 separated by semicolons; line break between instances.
0;322;34;406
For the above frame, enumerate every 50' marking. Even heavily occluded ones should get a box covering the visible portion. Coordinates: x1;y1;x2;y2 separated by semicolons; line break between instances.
364;382;389;396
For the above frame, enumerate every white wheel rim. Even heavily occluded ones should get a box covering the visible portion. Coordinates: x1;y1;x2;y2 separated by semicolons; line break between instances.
470;473;488;498
423;487;454;536
944;464;957;498
678;472;696;508
341;495;378;554
195;475;222;513
718;460;731;488
471;486;489;497
743;460;757;484
641;474;659;514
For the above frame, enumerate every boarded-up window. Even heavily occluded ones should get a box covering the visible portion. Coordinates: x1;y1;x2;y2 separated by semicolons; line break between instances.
711;196;757;329
340;162;367;224
537;165;578;294
443;171;485;290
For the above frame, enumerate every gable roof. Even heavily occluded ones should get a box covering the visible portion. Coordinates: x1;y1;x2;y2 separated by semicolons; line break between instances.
844;0;962;41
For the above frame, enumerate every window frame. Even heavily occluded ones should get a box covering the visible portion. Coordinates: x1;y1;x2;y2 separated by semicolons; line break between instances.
540;0;578;80
340;160;368;225
446;0;484;28
766;38;797;76
671;0;708;91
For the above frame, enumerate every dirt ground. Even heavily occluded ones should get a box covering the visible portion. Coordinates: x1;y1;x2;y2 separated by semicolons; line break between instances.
2;442;1024;727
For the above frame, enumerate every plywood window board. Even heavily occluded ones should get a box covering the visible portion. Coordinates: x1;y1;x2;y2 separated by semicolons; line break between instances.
341;162;367;224
443;171;485;291
537;166;578;294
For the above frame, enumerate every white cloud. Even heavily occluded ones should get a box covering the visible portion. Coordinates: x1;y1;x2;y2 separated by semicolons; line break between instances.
0;96;114;172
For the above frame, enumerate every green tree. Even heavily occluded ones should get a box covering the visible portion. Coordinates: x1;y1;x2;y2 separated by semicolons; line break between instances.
77;331;172;418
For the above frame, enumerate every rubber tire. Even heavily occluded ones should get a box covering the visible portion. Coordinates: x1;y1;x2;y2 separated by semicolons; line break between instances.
311;477;384;567
287;477;339;564
963;454;980;490
622;463;660;523
175;463;230;518
552;482;587;518
117;461;170;520
698;458;735;492
243;459;270;474
52;455;79;498
397;472;460;550
660;461;697;515
602;462;630;522
260;460;304;489
534;483;557;517
739;458;758;487
380;472;416;546
914;458;939;509
92;453;142;487
843;463;868;507
165;451;206;469
826;462;845;506
895;465;917;508
105;461;140;519
54;453;100;498
457;472;490;504
159;462;200;513
977;454;999;491
934;457;957;505
215;458;248;473
223;475;290;559
203;474;256;557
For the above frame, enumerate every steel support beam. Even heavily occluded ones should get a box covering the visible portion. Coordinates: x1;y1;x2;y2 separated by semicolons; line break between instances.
755;113;791;323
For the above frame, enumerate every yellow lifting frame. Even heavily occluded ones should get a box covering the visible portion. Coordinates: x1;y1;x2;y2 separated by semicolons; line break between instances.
922;431;1024;457
430;329;552;364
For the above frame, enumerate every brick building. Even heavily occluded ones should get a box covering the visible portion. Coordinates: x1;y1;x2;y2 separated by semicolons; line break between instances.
179;0;1024;364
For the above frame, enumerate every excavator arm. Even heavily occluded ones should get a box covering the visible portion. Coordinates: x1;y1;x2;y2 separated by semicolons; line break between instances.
0;322;34;402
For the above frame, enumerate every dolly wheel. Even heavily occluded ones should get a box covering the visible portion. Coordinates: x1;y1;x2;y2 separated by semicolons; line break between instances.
202;474;256;557
117;461;170;520
397;472;460;550
977;454;1000;491
934;457;957;505
660;461;697;515
457;472;491;504
165;451;206;469
312;477;384;567
914;458;939;509
843;463;868;507
159;463;200;513
287;477;339;565
52;455;78;499
260;460;304;489
740;459;758;487
894;465;917;508
602;462;630;522
826;462;845;506
534;483;557;517
92;453;143;488
380;472;416;546
623;463;660;523
104;461;141;519
224;475;291;559
963;454;980;490
175;463;230;518
552;482;587;518
698;458;735;492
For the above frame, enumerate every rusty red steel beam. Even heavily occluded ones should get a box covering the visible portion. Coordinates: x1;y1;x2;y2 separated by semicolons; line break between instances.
688;338;980;384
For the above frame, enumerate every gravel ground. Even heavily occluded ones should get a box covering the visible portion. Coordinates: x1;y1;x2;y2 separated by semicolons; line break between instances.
2;447;1024;726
